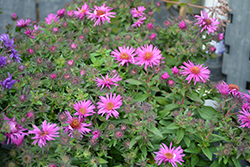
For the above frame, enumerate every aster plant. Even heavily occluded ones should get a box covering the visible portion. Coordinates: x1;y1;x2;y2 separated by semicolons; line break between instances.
1;0;249;167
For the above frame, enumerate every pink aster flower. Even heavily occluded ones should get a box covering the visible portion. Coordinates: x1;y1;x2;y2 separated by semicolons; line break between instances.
74;3;90;19
67;10;74;17
87;3;116;27
57;8;66;17
28;120;60;148
111;46;136;66
131;17;146;28
3;115;28;145
45;13;59;25
63;111;91;138
228;84;242;98
16;18;32;27
216;81;230;96
238;108;250;128
130;6;146;18
74;100;95;117
94;73;122;90
154;142;185;167
180;60;210;85
135;44;162;70
195;10;220;35
97;92;122;120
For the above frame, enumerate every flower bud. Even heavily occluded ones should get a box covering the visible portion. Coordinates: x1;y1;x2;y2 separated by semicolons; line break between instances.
50;74;56;79
168;80;175;87
147;23;154;30
149;33;157;40
27;48;34;54
179;20;186;29
156;2;161;7
161;72;169;80
210;46;216;53
71;43;77;49
11;13;18;21
18;65;24;71
218;33;224;41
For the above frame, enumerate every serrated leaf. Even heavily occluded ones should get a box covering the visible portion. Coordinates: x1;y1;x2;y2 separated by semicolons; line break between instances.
191;155;199;167
176;128;184;144
125;79;143;85
148;126;163;138
202;147;212;161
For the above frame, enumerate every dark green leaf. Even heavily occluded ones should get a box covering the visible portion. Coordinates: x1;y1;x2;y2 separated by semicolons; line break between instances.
185;147;201;153
188;92;203;103
166;123;179;130
191;155;199;167
197;106;217;120
129;137;137;149
184;136;191;147
125;79;143;85
133;93;149;102
148;126;163;138
159;108;171;118
140;145;147;157
155;96;168;105
176;128;185;144
202;147;212;161
98;158;108;164
232;157;241;167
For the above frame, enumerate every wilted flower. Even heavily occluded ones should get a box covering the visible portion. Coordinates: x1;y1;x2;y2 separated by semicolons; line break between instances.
131;17;146;28
0;56;6;67
195;10;220;35
94;73;122;90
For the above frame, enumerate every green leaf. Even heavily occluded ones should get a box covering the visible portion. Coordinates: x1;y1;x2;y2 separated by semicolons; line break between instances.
166;123;179;130
125;79;143;85
210;160;220;167
190;0;200;3
197;106;217;120
133;93;149;102
98;158;108;164
165;103;179;111
155;97;168;105
112;28;120;33
232;157;241;167
201;147;212;161
184;147;201;154
188;92;203;103
191;155;199;167
159;108;171;118
166;0;179;9
129;137;137;149
148;126;163;138
184;136;191;147
141;145;147;157
176;128;184;144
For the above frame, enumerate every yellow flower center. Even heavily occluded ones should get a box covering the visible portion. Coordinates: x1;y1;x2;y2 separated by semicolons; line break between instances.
107;102;114;110
120;53;130;60
164;152;173;159
40;131;48;136
190;66;200;74
228;84;240;91
144;52;153;60
97;10;105;16
80;8;86;14
70;118;80;129
79;108;86;115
